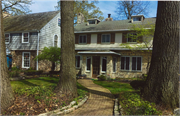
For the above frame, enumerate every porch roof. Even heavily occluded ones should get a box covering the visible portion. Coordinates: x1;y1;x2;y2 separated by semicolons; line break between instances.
77;51;121;56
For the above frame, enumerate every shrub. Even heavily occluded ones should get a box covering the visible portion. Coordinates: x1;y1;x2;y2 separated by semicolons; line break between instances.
11;66;20;71
9;71;20;78
130;80;145;90
98;75;106;81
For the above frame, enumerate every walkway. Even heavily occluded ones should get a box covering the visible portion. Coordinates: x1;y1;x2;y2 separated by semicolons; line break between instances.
64;79;114;116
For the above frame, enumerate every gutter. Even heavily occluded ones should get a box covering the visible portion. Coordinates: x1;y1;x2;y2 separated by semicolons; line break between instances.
75;48;153;51
36;30;40;70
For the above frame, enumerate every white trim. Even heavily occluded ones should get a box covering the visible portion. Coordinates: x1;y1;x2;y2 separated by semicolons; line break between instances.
53;34;58;47
101;56;107;73
78;51;121;56
113;57;117;73
22;52;31;68
79;34;87;44
5;33;10;44
101;34;111;43
36;32;40;70
22;32;29;43
86;56;91;72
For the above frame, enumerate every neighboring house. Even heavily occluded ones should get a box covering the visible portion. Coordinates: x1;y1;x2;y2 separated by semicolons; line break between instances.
74;13;156;78
3;11;61;71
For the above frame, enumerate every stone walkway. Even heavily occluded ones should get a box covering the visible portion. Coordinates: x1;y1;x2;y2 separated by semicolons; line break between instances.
64;79;114;116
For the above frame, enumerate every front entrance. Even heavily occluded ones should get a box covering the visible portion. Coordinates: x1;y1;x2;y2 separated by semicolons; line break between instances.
92;56;100;78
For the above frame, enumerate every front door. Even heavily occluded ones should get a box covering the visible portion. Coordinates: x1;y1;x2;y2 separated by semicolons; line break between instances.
92;56;100;78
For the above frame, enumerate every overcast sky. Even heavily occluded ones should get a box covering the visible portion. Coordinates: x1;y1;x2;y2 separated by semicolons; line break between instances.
30;0;158;20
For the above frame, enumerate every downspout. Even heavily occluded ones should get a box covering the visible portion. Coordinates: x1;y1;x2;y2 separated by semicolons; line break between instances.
36;31;40;70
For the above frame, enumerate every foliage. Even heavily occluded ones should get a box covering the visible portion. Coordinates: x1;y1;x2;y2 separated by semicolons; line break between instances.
55;0;104;23
2;0;33;16
11;66;20;71
8;71;19;78
119;92;162;115
115;1;150;20
98;75;106;81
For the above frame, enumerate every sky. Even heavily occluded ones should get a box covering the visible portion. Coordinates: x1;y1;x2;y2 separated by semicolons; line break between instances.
30;0;158;21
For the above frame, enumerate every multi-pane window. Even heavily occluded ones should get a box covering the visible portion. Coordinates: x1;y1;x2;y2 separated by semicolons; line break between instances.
5;34;10;44
121;57;130;70
88;20;95;24
22;33;29;43
102;57;107;72
102;34;110;43
79;35;87;44
127;33;137;42
132;57;142;71
113;57;116;72
54;35;58;47
86;57;91;71
133;17;141;21
22;52;30;68
75;56;80;68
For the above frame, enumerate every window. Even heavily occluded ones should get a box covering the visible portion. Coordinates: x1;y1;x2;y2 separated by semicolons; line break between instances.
79;35;87;44
75;56;80;68
22;33;29;43
133;17;141;21
58;18;61;26
22;52;30;68
102;57;107;72
5;34;10;44
121;57;130;70
86;57;91;71
113;57;116;72
88;20;95;24
132;57;142;71
102;34;110;43
54;35;58;47
127;33;137;42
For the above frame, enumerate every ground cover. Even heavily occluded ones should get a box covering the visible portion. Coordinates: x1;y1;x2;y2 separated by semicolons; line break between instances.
2;77;88;115
93;80;165;115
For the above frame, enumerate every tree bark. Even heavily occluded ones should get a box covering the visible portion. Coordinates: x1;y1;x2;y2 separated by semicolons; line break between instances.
0;1;15;113
142;1;179;111
54;1;77;100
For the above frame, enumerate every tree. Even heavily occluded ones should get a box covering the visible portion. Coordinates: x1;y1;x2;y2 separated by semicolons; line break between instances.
34;47;61;71
0;1;15;113
54;1;77;100
142;1;179;111
121;23;155;73
55;0;104;23
115;1;150;20
2;0;33;16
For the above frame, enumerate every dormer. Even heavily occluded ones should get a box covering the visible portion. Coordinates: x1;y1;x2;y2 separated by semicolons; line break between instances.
87;18;101;25
131;15;145;23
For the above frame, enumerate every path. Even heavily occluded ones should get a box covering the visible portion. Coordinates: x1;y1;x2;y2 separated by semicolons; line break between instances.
64;79;114;116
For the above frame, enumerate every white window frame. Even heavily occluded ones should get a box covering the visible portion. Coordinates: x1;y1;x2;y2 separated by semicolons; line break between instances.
133;17;141;21
79;35;87;44
75;55;81;68
113;57;117;73
22;32;29;43
101;34;111;43
120;56;130;71
5;33;10;44
53;34;58;47
132;56;142;71
86;56;91;72
101;57;107;73
127;33;137;43
22;52;31;68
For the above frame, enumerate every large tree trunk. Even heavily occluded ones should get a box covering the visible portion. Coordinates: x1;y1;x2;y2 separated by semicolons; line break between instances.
142;1;179;111
54;1;77;100
0;2;15;113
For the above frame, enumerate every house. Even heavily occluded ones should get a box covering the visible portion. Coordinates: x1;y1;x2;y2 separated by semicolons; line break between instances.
74;13;156;78
3;11;61;71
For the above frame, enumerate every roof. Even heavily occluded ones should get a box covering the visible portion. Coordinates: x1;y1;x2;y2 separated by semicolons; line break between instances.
3;11;59;32
78;50;121;56
74;17;156;33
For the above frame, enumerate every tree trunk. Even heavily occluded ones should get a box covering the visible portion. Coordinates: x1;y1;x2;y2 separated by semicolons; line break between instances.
142;1;179;111
54;1;77;100
0;2;15;113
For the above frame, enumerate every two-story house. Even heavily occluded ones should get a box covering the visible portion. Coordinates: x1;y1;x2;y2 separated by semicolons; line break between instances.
3;11;61;71
74;13;156;78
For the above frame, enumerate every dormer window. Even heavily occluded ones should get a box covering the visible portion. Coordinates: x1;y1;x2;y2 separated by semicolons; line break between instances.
133;17;141;21
87;18;101;25
5;33;10;44
131;15;145;23
89;20;95;24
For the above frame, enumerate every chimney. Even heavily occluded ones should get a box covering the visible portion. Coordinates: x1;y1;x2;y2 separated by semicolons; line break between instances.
77;12;84;24
105;14;113;21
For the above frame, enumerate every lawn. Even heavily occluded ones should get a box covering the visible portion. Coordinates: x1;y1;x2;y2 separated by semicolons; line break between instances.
2;76;88;115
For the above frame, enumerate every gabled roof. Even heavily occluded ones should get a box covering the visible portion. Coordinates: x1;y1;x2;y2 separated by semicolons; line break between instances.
3;11;59;32
74;17;156;33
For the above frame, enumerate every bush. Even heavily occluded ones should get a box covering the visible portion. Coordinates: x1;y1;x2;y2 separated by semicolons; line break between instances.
98;75;106;81
24;70;43;75
9;71;20;78
11;66;20;71
130;80;145;90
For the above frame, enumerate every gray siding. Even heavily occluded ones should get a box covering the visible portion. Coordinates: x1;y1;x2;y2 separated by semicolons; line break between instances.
39;13;61;50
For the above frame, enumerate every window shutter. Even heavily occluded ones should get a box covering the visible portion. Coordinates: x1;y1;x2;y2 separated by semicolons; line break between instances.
97;34;101;44
75;34;79;44
87;34;91;44
138;36;143;43
122;33;127;43
110;33;115;44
